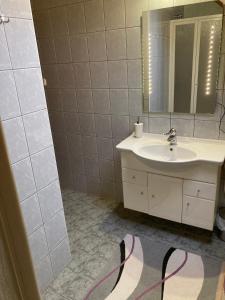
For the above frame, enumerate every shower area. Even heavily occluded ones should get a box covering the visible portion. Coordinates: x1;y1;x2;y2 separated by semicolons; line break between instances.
31;0;135;200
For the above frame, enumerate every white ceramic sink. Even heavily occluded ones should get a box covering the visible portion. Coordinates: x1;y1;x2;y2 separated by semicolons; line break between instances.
116;133;225;165
137;144;197;163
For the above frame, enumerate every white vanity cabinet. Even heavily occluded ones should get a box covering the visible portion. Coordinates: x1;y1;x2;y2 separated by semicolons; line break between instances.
148;174;183;223
121;151;221;231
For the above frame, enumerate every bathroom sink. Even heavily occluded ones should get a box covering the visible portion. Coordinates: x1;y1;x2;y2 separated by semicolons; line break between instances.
116;133;225;165
136;144;197;163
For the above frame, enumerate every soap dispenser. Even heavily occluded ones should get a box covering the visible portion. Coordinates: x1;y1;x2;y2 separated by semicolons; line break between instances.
134;117;143;138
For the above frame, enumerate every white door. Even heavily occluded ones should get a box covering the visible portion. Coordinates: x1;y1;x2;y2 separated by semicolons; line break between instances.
148;173;183;222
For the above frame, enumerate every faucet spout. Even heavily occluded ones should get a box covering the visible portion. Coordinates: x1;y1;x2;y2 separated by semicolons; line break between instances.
164;128;177;146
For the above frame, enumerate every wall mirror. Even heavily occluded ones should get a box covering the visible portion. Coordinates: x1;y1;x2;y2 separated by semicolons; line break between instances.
142;2;223;114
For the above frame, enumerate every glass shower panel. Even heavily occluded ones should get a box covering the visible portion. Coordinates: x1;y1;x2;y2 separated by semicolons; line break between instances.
196;19;222;113
174;23;195;113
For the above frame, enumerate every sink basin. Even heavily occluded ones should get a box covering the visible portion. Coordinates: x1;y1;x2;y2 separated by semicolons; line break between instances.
136;144;197;163
116;133;225;165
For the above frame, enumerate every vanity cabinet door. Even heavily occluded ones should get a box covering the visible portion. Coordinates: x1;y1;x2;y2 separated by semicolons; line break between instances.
148;174;182;222
182;195;215;230
123;182;148;213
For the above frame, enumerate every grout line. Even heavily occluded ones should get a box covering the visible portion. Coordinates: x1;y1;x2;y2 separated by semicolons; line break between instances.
11;144;55;166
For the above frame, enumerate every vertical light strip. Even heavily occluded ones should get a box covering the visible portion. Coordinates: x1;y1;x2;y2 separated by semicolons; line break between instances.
205;24;215;95
148;33;152;96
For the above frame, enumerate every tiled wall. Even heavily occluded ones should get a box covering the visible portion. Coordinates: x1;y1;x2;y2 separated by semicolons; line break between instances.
0;0;71;292
31;0;225;198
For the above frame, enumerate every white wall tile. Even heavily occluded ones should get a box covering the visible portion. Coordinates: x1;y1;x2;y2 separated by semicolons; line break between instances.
84;157;100;178
77;89;93;113
126;27;141;59
95;114;112;137
34;255;53;292
110;89;129;115
12;158;36;201
0;26;11;70
50;7;69;36
67;134;82;157
64;112;80;134
23;110;53;155
90;62;109;88
28;226;49;265
70;35;89;62
104;0;125;29
106;29;126;60
54;36;71;63
0;0;32;18
21;194;43;235
38;180;63;223
50;238;71;277
14;68;46;115
81;136;98;158
5;18;39;69
0;70;20;121
93;89;110;114
194;120;220;139
57;64;75;89
99;159;115;181
44;210;67;251
67;3;86;35
31;147;58;190
2;117;28;164
127;59;142;88
149;117;170;134
84;0;105;32
79;113;96;136
125;0;148;27
112;115;129;138
61;89;77;112
70;156;85;175
128;89;143;116
87;32;107;61
108;61;127;88
97;138;114;160
73;63;91;88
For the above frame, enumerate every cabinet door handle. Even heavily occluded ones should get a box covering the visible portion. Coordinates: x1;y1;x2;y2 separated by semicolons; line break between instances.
140;191;144;195
187;202;190;207
152;194;155;198
132;175;136;179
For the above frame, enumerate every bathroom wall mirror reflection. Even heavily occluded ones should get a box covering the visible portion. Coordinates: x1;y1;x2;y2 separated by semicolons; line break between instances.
142;2;223;114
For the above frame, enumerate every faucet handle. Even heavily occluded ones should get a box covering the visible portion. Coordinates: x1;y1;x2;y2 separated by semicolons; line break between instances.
164;128;176;136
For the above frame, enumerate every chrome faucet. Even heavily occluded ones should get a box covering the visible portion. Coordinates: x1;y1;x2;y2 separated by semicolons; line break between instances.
165;128;177;145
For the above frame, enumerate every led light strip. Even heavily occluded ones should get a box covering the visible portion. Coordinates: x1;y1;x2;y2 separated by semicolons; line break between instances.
148;33;152;95
205;24;215;95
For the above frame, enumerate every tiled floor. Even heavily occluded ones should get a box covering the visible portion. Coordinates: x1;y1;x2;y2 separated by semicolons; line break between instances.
42;191;225;300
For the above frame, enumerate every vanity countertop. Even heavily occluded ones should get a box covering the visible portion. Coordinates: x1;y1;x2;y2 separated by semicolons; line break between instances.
116;133;225;165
